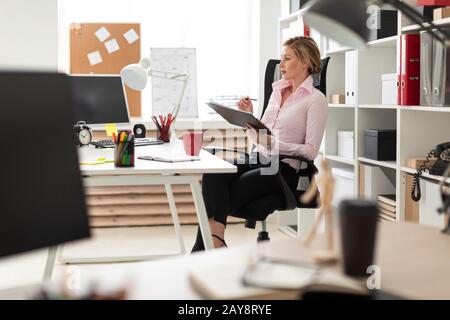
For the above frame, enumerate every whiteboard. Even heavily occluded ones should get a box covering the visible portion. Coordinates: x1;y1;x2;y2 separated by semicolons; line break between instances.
150;48;198;118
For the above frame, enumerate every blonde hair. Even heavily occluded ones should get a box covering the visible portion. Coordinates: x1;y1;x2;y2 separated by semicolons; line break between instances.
283;36;321;74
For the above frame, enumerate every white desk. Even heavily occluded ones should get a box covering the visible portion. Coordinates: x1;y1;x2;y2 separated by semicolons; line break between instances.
14;222;450;300
44;140;236;278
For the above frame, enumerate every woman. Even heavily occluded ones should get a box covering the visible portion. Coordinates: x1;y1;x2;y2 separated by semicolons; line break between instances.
192;36;328;251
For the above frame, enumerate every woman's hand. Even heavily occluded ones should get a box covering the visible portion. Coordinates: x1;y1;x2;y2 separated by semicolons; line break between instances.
245;124;272;147
237;96;254;113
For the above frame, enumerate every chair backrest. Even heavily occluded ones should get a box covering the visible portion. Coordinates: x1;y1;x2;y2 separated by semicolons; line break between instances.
261;57;330;118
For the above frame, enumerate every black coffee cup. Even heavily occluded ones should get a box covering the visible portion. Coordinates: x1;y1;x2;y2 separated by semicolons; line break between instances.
339;199;379;277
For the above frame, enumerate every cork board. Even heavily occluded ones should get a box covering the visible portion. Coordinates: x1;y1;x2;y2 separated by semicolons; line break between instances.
70;23;141;117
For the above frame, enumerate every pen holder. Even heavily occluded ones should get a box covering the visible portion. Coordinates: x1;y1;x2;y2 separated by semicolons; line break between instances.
114;139;135;167
157;125;171;143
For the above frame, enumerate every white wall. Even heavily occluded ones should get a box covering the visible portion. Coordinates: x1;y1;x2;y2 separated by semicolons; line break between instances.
257;0;281;118
0;0;58;71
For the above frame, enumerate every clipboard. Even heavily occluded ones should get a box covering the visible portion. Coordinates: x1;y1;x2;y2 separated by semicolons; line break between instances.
206;102;272;134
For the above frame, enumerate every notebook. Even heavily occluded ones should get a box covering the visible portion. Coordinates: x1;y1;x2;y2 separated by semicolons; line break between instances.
189;256;369;299
138;155;200;163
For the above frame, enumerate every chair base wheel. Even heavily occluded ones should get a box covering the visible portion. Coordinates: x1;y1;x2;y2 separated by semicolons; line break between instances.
257;231;270;242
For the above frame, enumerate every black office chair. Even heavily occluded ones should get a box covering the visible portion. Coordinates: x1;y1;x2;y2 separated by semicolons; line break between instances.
208;57;330;242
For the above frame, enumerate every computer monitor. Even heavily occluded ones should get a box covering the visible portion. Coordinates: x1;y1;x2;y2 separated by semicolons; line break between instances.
0;72;90;258
69;74;130;125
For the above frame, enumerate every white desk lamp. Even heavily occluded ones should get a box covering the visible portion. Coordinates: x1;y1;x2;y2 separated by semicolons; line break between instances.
120;57;189;141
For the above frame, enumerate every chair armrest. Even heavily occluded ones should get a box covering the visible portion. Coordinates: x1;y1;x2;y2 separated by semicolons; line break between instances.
278;154;318;174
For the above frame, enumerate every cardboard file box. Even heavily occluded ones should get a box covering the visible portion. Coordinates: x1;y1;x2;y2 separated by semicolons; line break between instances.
338;131;354;159
381;73;397;105
434;7;450;20
367;10;397;41
364;129;396;161
331;94;345;104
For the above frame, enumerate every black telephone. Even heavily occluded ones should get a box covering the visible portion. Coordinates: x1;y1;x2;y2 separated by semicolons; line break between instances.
438;165;450;234
411;142;450;202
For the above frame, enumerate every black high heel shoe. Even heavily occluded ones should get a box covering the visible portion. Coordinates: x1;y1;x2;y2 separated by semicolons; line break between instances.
191;227;228;253
212;234;228;248
191;226;205;253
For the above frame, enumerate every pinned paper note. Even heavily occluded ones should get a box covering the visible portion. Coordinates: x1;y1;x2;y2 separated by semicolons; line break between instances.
104;38;120;54
87;51;102;66
95;26;111;42
123;28;139;44
105;123;118;137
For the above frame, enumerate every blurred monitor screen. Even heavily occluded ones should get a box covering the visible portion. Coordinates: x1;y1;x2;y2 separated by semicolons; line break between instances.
0;72;90;258
69;75;130;125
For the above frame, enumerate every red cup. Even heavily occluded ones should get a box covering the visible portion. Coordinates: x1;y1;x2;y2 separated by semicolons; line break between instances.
182;132;203;156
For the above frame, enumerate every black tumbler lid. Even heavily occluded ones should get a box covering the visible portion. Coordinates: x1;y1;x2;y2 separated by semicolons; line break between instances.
338;199;378;215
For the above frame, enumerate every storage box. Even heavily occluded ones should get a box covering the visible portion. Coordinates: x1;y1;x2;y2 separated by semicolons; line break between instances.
331;167;355;207
381;73;397;105
367;10;398;41
364;129;396;161
434;7;450;20
338;131;354;159
331;94;345;104
415;5;444;20
406;157;438;169
417;0;450;6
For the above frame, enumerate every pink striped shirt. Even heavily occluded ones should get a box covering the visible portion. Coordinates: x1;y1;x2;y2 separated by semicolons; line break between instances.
256;75;328;170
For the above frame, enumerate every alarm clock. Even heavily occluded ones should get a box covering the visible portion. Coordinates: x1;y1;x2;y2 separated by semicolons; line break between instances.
133;124;146;138
73;121;92;146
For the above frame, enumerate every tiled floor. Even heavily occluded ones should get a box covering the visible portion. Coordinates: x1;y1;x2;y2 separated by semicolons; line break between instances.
0;219;290;291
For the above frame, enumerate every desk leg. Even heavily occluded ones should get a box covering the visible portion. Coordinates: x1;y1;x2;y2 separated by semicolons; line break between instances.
189;178;214;250
165;184;186;254
43;246;58;281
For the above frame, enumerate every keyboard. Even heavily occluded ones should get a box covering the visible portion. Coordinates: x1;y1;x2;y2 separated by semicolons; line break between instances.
91;138;164;148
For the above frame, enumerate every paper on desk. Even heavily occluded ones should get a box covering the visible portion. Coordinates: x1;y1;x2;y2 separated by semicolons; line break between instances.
80;157;114;165
123;28;139;44
105;123;118;137
87;51;102;66
104;38;120;54
188;256;295;300
95;26;111;42
242;260;317;289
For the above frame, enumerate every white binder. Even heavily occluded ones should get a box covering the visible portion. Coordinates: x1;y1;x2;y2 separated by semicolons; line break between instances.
420;31;433;106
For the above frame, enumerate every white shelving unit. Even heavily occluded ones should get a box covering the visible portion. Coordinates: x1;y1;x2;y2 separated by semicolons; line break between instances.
277;5;450;233
324;154;356;166
366;35;397;48
359;157;397;170
325;46;353;55
400;106;450;112
402;16;450;32
358;104;398;110
328;103;356;108
401;166;450;184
